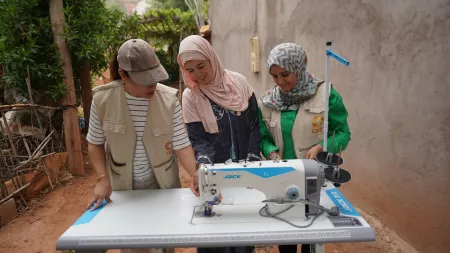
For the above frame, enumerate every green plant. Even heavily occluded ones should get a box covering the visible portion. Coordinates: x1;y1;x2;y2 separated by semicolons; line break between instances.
0;0;143;105
0;0;196;107
105;0;127;12
0;0;65;105
140;8;198;83
63;0;128;106
105;13;145;62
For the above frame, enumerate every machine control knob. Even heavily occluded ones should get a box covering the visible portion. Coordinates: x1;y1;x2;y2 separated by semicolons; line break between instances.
287;188;299;200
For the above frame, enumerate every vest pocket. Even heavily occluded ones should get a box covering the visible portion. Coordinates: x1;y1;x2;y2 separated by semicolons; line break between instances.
102;121;126;134
152;125;172;136
106;145;126;176
307;105;325;114
153;155;180;189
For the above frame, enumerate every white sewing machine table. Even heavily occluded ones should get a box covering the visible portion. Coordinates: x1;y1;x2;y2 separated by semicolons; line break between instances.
56;184;375;253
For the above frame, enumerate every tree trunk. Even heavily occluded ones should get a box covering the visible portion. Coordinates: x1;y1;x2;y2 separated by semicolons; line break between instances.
80;62;92;133
49;0;84;176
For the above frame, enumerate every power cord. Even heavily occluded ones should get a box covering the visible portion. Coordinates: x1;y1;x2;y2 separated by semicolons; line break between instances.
259;198;341;228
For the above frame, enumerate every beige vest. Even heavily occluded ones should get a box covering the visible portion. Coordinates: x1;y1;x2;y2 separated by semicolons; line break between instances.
92;80;181;191
259;82;330;159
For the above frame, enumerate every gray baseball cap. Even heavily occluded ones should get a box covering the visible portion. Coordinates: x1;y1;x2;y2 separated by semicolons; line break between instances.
117;39;169;86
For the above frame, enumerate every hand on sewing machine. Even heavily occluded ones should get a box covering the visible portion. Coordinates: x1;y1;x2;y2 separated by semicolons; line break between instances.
306;144;323;159
191;167;223;200
191;168;200;197
269;151;281;160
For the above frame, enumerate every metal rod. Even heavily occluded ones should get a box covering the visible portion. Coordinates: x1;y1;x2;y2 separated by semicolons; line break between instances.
323;42;332;152
323;42;350;152
326;49;350;66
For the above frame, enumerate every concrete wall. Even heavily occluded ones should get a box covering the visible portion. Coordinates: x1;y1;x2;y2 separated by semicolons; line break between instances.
209;0;450;252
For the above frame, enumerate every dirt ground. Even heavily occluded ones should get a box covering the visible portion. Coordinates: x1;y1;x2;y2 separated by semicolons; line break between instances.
0;154;416;253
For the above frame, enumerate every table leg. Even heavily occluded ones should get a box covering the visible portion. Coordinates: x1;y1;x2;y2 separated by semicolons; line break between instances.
310;243;325;253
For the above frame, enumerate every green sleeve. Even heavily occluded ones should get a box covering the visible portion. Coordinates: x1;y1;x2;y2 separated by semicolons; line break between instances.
320;87;351;154
258;108;279;158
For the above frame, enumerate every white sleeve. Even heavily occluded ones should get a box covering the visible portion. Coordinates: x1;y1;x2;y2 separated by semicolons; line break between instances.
86;102;106;145
172;99;191;150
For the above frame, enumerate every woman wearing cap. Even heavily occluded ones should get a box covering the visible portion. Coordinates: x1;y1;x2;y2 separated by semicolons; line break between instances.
258;43;351;253
86;39;198;253
177;35;261;253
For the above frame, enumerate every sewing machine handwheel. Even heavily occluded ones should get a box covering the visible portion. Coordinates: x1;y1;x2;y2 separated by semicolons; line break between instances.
324;167;351;183
316;152;343;166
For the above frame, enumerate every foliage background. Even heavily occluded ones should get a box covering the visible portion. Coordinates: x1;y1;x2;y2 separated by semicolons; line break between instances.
0;0;66;104
148;0;189;11
141;8;198;83
0;0;201;106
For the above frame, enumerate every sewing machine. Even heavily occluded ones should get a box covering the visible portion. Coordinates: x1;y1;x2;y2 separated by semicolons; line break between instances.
198;158;337;221
57;153;364;253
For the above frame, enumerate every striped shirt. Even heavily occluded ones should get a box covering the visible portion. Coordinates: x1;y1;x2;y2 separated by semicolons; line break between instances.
86;93;190;188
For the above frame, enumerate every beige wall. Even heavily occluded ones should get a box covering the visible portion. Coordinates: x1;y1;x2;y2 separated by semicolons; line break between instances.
209;0;450;252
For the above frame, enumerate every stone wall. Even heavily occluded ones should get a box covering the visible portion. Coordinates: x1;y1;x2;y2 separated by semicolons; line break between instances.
209;1;450;252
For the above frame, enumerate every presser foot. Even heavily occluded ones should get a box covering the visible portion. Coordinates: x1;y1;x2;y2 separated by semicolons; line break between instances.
204;204;213;216
189;204;218;225
202;201;217;217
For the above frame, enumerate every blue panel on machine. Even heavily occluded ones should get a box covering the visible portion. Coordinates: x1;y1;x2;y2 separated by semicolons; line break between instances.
214;167;295;178
326;188;360;216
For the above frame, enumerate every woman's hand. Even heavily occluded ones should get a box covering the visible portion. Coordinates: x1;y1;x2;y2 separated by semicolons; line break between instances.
306;144;323;159
191;168;200;197
190;163;205;197
87;176;112;211
269;151;281;160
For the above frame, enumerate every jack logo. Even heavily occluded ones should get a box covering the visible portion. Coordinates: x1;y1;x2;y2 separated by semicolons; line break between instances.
223;175;241;179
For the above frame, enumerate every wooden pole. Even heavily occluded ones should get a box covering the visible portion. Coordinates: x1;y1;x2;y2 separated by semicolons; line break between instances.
49;0;84;176
25;67;34;104
80;62;92;134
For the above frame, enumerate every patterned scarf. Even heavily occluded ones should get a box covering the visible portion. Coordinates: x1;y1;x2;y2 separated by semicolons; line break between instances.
261;43;323;111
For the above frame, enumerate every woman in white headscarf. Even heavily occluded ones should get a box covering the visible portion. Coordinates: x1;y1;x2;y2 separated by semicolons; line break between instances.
258;43;351;253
